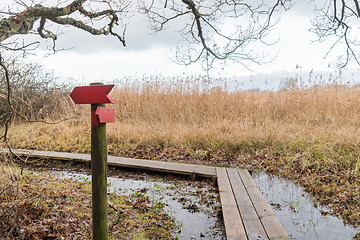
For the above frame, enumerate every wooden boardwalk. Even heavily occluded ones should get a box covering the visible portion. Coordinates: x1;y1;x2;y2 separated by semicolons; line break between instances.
0;148;289;239
0;148;216;178
217;168;289;240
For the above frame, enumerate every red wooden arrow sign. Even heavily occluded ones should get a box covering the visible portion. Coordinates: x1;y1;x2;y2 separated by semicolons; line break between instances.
95;106;115;123
70;84;114;104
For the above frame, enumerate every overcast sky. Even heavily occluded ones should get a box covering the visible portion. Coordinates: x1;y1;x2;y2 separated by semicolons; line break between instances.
1;0;359;88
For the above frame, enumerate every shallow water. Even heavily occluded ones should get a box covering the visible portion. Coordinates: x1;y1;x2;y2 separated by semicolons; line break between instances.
53;169;359;240
253;172;359;240
54;171;224;240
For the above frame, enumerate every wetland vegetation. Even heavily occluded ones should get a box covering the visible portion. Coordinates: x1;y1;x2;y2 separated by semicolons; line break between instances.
1;66;360;238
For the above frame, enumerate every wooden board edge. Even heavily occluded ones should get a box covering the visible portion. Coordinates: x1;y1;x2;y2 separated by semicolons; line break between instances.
227;168;268;239
237;168;289;240
216;167;247;239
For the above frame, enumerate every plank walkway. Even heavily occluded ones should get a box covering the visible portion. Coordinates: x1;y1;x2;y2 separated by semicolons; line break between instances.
217;167;289;240
0;148;289;239
0;148;216;178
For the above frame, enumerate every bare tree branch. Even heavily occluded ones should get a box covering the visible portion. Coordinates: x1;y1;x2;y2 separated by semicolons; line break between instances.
140;0;291;70
0;0;128;47
311;0;360;68
0;57;14;148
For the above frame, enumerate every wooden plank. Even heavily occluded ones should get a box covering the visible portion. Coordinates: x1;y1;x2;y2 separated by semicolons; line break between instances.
0;149;91;162
237;169;289;240
0;148;216;178
226;168;268;240
216;167;247;239
107;156;216;178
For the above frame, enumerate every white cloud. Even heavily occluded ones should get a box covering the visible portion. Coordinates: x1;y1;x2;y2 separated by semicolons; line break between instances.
35;47;204;83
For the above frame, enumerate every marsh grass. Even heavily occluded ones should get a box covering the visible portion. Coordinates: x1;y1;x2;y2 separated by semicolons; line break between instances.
4;75;360;227
113;81;360;144
7;76;360;171
110;80;360;174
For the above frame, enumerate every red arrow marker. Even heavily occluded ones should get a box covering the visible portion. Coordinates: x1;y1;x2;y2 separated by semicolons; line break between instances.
95;106;115;123
70;84;114;104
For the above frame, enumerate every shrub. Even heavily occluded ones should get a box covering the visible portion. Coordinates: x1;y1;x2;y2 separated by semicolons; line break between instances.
0;58;72;123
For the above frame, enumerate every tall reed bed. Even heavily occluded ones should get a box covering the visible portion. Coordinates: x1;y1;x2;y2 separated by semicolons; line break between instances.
8;76;360;163
110;78;360;148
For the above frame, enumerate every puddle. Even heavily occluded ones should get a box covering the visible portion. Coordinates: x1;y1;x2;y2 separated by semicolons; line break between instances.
253;172;359;240
54;171;224;240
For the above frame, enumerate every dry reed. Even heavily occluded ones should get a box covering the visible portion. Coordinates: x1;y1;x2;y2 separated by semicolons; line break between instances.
110;83;360;147
7;80;360;152
3;77;360;166
8;80;360;167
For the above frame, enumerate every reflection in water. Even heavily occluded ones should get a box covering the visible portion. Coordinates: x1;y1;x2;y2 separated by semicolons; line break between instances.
253;172;359;240
54;171;224;240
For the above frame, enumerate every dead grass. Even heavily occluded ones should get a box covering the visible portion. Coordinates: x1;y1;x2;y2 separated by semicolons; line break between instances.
112;84;360;146
3;77;360;227
7;81;360;169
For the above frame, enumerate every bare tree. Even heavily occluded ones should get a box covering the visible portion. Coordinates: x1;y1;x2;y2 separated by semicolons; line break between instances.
0;0;130;144
0;0;293;65
0;1;358;81
140;0;291;69
311;0;360;68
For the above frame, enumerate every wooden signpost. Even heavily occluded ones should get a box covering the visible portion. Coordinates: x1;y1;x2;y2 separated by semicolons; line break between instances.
70;82;115;240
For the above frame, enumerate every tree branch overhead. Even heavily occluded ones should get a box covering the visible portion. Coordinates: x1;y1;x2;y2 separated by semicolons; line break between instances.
1;0;359;69
0;0;127;46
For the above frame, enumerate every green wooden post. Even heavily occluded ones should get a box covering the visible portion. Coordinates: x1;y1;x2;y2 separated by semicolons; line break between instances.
90;82;108;240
